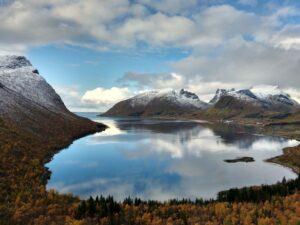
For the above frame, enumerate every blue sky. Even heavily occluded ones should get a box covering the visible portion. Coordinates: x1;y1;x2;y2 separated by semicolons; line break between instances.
27;44;189;92
1;0;300;111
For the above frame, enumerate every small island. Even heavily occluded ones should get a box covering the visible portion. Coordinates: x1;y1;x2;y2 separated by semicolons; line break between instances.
224;156;255;163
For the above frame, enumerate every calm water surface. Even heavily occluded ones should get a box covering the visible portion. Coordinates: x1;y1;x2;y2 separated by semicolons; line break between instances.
46;112;298;200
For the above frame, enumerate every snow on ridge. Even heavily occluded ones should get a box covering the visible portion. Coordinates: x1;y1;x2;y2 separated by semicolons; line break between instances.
129;91;159;107
129;89;207;109
161;89;207;108
210;85;298;107
250;85;286;99
0;55;32;70
210;88;256;104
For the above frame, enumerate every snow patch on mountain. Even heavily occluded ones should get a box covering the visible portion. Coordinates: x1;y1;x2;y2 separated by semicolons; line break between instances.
129;91;159;107
250;85;285;99
130;89;208;109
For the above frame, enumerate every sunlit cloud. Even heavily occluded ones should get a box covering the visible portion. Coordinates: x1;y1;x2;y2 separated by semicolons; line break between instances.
82;87;131;106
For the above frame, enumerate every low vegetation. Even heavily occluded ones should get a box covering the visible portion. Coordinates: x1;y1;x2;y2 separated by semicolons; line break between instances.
72;176;300;224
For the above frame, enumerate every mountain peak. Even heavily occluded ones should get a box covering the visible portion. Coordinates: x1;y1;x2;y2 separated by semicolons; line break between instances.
179;89;199;100
0;55;67;113
0;55;32;70
210;88;235;104
210;85;298;111
249;85;285;98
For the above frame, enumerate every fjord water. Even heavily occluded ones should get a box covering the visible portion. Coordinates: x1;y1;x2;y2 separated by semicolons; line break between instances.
46;112;298;201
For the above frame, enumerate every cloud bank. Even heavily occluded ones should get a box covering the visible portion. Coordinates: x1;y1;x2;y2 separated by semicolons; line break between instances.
1;0;300;110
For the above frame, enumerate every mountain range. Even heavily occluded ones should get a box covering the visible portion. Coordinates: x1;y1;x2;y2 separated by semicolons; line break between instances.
102;85;300;121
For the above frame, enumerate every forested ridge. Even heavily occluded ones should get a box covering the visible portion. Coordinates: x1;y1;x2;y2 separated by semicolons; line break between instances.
72;176;300;224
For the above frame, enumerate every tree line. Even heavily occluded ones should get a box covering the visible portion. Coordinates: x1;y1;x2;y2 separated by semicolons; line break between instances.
217;175;300;202
75;175;300;220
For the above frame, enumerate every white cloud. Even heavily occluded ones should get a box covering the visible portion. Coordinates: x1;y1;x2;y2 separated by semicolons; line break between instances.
0;1;297;51
55;86;133;112
1;0;300;106
277;37;300;49
82;87;131;107
116;37;300;103
111;13;197;47
118;72;184;90
0;43;27;55
189;5;258;46
172;41;300;90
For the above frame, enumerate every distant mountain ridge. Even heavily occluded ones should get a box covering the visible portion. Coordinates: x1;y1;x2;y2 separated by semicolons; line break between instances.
102;85;299;119
102;89;208;117
210;85;298;112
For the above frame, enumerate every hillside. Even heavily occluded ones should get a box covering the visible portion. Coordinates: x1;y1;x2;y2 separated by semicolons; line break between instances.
102;89;208;117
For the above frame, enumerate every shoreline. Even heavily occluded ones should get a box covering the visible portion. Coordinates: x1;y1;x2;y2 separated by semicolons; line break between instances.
265;145;300;175
42;122;108;184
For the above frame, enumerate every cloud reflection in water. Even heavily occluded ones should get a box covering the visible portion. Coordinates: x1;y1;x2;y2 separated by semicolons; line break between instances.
47;114;298;200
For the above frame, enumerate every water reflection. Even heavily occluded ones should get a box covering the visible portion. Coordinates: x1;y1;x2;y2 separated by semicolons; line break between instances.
47;113;298;200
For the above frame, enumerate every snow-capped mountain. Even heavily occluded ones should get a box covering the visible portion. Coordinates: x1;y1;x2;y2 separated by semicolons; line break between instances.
0;55;106;141
0;55;72;123
250;85;298;107
0;55;68;113
102;89;208;117
210;85;298;111
130;89;208;109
